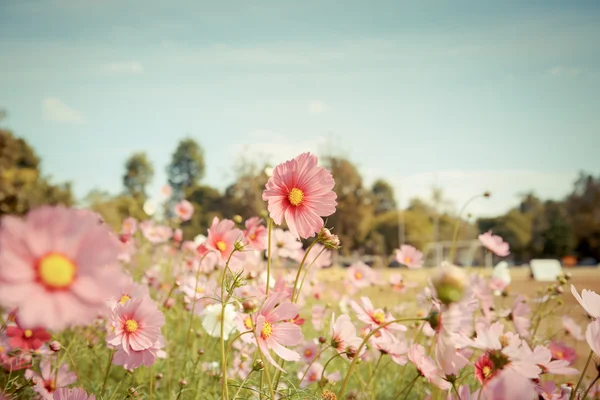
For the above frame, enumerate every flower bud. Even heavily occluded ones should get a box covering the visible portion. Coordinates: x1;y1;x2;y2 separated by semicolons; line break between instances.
243;299;257;313
179;379;188;386
318;227;341;250
233;215;243;224
483;191;491;198
49;341;61;352
318;336;327;344
252;359;265;371
198;349;205;356
345;346;358;359
155;373;164;380
234;240;245;251
431;262;468;305
163;298;175;309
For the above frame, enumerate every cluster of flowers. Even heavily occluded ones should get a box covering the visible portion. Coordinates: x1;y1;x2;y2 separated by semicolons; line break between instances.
0;152;598;400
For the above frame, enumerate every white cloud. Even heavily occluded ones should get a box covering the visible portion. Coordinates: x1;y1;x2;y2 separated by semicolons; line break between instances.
42;97;85;124
546;66;582;77
308;100;327;114
103;61;144;74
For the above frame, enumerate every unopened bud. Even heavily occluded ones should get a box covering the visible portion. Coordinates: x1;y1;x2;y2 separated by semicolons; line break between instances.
247;271;257;280
426;311;441;332
163;298;175;309
155;373;163;380
318;336;327;344
252;359;265;371
318;227;341;250
556;285;564;294
49;341;61;352
233;215;243;224
128;387;137;395
234;241;245;251
259;209;269;218
174;280;182;287
345;346;357;359
197;349;204;356
565;272;572;280
483;191;491;198
431;262;468;305
243;299;257;313
179;379;187;386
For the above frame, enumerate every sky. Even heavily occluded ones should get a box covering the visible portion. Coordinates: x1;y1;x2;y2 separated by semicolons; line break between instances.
1;0;599;217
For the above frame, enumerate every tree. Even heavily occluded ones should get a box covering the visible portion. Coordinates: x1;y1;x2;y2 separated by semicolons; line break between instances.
0;128;73;216
123;152;154;198
182;184;224;239
166;138;206;197
371;179;397;215
566;172;600;260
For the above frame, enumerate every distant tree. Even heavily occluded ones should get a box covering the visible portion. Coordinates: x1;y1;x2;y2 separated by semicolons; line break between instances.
0;128;73;215
166;138;205;197
371;179;397;215
123;152;154;198
223;153;270;220
182;184;224;239
85;192;146;232
566;172;600;259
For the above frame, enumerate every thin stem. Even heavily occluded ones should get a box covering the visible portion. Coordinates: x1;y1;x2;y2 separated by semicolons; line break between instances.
296;247;326;301
320;352;343;381
149;364;154;400
225;331;253;365
365;353;383;391
253;332;275;400
299;345;331;382
452;381;463;400
185;254;207;348
232;370;254;400
266;218;273;295
220;250;238;400
571;350;594;400
395;374;419;400
448;193;485;262
581;374;600;400
337;317;425;398
101;349;115;397
290;240;318;301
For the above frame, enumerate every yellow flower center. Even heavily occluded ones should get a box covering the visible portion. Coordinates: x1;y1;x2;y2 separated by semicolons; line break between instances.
125;319;138;333
304;349;313;358
261;321;273;339
244;317;253;329
37;253;77;289
372;311;386;325
556;350;563;358
249;233;256;240
354;271;363;280
404;257;412;264
24;329;33;338
288;188;304;206
499;334;510;348
482;366;492;378
119;294;131;304
216;241;227;252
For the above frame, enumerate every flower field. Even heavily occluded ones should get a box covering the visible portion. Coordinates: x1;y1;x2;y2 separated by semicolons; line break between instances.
1;153;599;400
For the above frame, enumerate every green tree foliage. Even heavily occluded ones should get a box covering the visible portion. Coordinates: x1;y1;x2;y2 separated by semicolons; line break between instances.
181;184;224;239
566;173;600;260
371;179;397;215
166;138;206;197
223;154;269;220
0;127;73;215
83;189;146;232
123;152;154;198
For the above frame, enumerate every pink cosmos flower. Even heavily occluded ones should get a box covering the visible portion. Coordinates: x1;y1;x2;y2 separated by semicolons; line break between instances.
346;261;376;289
6;322;51;351
0;206;126;330
106;297;165;356
350;297;406;339
25;359;77;399
297;362;340;388
109;276;150;309
312;305;326;331
160;185;172;198
121;217;137;235
525;344;577;375
408;344;450;390
535;381;566;400
300;341;319;362
254;292;304;372
329;314;364;359
53;387;96;400
509;295;531;338
389;273;417;293
474;354;496;384
173;228;183;243
112;335;166;370
243;217;267;251
480;369;536;400
205;217;242;265
571;284;600;319
174;200;194;221
139;221;173;244
478;231;510;257
395;245;423;268
372;336;408;365
262;152;337;239
586;319;600;357
562;315;584;341
548;341;576;364
270;229;302;260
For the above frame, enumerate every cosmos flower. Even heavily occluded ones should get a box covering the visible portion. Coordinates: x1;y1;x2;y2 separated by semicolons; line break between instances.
297;362;340;388
478;231;510;257
25;359;77;399
0;206;126;330
270;229;303;260
561;315;584;341
329;314;364;359
205;217;242;265
53;387;96;400
350;297;406;339
346;262;376;289
586;319;600;358
202;303;238;340
6;322;51;351
262;152;337;239
243;217;267;251
121;217;137;235
174;200;194;221
508;295;531;338
571;285;600;319
548;341;576;364
394;245;423;268
408;344;450;390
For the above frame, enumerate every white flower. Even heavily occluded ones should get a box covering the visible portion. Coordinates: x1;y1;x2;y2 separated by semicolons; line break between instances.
202;303;238;340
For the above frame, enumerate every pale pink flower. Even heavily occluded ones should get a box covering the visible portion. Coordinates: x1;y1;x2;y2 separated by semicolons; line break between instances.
205;217;242;265
526;344;577;375
330;314;364;358
174;200;194;221
394;245;423;268
571;284;600;319
139;221;173;244
350;297;406;339
270;229;302;260
112;335;166;370
562;315;584;341
480;369;536;400
300;341;319;362
254;292;304;372
536;381;566;400
478;231;510;257
346;261;376;289
548;341;576;364
297;362;340;388
389;273;417;293
586;319;600;357
372;336;408;365
243;217;267;251
408;344;450;390
0;206;126;330
435;332;470;376
25;359;77;399
173;228;183;243
106;297;165;355
262;152;337;239
53;387;96;400
109;276;150;309
160;185;172;198
312;305;326;331
121;217;137;235
509;295;531;338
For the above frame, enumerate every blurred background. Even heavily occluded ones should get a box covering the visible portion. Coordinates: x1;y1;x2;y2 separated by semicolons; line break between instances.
1;1;599;266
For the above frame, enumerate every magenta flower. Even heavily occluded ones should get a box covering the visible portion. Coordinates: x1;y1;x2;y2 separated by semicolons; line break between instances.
25;359;77;399
0;206;127;330
254;292;304;372
6;322;51;351
174;200;194;221
262;152;337;239
205;217;242;265
571;284;600;319
243;217;267;251
106;297;165;356
478;231;510;257
394;245;423;268
330;314;363;358
408;344;450;390
548;341;576;364
53;388;96;400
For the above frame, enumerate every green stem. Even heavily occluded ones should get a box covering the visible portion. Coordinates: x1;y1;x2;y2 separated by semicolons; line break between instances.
448;194;485;263
185;254;207;348
581;374;600;400
290;240;318;301
253;332;276;400
219;249;237;400
365;353;383;392
320;352;343;381
232;370;254;400
296;247;326;301
101;349;115;397
266;218;273;295
337;317;425;398
571;350;594;400
225;331;253;366
149;364;154;400
452;381;463;400
395;374;419;400
299;345;331;382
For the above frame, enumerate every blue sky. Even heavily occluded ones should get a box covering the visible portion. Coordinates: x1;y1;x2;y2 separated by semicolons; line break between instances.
1;0;599;216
